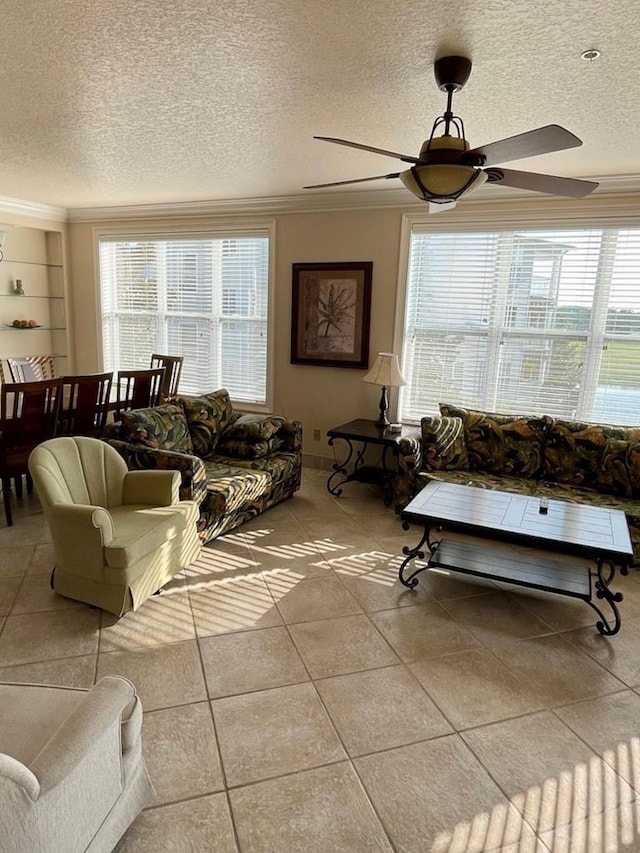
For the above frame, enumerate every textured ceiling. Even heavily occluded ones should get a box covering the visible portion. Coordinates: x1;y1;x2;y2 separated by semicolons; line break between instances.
1;0;639;210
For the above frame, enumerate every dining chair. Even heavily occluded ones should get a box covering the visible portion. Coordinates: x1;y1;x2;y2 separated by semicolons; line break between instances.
0;377;62;525
58;372;113;437
150;353;183;398
115;367;164;418
7;358;43;382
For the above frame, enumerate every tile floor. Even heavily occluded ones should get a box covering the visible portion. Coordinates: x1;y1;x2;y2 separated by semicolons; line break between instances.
2;468;640;851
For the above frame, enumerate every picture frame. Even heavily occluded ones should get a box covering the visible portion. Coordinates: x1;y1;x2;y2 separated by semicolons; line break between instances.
290;261;373;368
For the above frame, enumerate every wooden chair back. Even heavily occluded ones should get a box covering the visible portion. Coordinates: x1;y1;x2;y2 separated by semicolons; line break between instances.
7;358;44;382
0;377;62;525
115;367;164;418
7;356;55;383
150;354;183;399
58;372;113;438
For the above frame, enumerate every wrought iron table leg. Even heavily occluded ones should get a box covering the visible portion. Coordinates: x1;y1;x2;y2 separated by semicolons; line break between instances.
398;522;439;588
327;437;354;497
586;557;624;636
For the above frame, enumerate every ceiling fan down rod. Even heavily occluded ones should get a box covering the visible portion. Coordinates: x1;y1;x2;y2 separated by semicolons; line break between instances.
443;87;455;136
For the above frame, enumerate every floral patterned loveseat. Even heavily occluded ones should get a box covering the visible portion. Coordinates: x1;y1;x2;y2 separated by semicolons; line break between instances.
105;389;302;544
393;403;640;564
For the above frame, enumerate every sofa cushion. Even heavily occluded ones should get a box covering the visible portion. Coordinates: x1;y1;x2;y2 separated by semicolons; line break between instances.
439;404;547;478
542;419;639;488
105;504;188;569
179;389;236;458
596;438;640;498
201;461;272;516
216;436;284;459
119;404;193;454
421;416;468;470
418;468;540;496
221;413;286;442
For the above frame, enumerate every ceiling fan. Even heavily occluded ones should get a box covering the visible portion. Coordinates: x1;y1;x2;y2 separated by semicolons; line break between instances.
304;55;599;211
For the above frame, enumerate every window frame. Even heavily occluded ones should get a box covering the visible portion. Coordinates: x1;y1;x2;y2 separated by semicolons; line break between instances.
393;199;640;425
93;219;276;412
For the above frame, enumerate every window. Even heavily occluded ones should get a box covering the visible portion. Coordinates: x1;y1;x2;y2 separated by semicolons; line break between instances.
98;229;272;404
399;225;640;426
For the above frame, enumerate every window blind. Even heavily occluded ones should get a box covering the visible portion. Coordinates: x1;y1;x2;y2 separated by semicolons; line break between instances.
99;234;270;403
399;227;640;426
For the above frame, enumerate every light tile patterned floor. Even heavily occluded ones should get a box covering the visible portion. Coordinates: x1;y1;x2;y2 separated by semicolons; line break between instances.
2;468;640;851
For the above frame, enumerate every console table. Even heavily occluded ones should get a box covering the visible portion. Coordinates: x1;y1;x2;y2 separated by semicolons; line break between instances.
399;480;633;635
326;419;416;503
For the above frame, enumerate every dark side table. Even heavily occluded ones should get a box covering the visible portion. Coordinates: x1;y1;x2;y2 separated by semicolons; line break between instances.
326;418;416;504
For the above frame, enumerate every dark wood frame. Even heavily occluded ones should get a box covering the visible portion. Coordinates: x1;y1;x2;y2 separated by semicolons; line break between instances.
290;262;372;369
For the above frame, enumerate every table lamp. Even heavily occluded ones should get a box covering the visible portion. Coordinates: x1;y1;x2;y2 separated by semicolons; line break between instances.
363;352;405;427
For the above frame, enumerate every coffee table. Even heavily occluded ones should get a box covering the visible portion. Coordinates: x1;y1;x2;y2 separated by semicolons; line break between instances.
399;480;634;635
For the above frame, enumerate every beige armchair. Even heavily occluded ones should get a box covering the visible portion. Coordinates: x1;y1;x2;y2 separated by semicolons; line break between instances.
29;436;202;616
0;676;154;853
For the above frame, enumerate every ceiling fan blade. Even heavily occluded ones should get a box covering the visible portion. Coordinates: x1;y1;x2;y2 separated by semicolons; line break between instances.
303;173;401;189
314;136;420;164
487;167;599;198
465;125;583;167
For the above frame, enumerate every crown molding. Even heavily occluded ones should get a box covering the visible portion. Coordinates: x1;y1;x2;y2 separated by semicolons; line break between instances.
0;194;67;223
30;172;640;224
66;188;422;221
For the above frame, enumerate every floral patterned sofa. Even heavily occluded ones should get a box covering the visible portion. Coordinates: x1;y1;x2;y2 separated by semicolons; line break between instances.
105;389;302;544
393;403;640;564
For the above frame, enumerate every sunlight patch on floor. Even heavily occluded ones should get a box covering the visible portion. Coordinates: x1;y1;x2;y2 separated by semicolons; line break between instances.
189;575;277;634
100;592;194;650
432;743;640;852
184;547;260;579
321;549;429;583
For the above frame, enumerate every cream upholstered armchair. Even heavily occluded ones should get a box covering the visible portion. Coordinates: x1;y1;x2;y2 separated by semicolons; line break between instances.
28;436;201;616
0;676;153;853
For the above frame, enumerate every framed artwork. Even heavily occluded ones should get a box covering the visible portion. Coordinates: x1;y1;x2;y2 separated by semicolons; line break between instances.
290;261;372;368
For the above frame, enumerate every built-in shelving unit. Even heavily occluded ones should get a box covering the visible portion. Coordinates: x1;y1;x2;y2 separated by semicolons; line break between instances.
0;228;69;378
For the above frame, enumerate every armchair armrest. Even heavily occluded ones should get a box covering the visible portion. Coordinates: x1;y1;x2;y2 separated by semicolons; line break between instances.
0;753;40;801
392;433;423;513
48;503;114;546
29;677;136;795
397;433;423;475
107;439;208;506
123;469;180;506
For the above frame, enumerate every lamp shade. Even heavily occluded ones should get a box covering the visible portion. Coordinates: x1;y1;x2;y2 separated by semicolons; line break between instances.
363;352;405;387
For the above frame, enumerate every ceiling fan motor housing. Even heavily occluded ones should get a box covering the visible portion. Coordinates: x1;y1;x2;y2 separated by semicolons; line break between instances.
434;55;472;92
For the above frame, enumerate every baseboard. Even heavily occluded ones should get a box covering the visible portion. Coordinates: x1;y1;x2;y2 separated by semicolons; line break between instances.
302;453;333;471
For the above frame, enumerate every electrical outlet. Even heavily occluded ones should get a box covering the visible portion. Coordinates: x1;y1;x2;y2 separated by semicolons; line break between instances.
313;428;321;441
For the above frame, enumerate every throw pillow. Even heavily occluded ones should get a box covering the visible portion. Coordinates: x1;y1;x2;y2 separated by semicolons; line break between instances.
421;416;468;470
179;389;236;459
543;419;636;487
119;403;193;454
221;413;286;442
596;438;640;498
120;404;193;453
439;403;548;478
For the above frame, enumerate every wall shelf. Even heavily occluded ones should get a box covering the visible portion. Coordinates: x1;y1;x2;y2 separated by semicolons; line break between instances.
0;228;68;371
0;294;65;300
2;259;63;268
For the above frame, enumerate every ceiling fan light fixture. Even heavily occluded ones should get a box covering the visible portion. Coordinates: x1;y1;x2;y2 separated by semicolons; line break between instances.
400;164;487;203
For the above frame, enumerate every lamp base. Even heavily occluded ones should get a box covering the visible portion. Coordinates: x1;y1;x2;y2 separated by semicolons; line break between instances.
374;386;390;427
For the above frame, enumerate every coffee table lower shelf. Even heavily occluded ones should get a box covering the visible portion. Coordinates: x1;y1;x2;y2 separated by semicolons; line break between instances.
399;537;624;635
427;540;591;598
